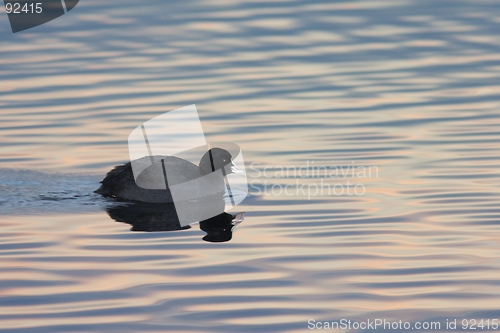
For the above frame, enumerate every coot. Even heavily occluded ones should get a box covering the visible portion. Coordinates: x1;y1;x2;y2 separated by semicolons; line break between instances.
95;148;243;203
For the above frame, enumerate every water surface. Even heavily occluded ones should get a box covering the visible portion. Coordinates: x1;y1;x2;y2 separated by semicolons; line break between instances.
1;0;500;331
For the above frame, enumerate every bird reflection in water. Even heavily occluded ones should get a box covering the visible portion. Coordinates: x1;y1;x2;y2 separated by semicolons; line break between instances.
106;202;244;243
97;145;247;243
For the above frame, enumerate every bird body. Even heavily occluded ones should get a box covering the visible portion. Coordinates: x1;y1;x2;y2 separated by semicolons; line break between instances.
95;148;237;203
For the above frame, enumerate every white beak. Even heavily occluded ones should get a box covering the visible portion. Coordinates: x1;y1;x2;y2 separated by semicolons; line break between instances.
230;161;245;176
231;212;245;230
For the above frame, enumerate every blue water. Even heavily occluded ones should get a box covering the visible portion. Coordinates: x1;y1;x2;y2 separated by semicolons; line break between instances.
1;0;500;332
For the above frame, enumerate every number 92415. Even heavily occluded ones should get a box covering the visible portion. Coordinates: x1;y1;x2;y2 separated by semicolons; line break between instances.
5;2;42;14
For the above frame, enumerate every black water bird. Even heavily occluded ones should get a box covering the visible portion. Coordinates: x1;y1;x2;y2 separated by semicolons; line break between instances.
95;148;243;203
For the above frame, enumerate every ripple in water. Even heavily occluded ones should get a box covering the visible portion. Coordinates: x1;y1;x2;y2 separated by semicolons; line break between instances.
1;0;500;331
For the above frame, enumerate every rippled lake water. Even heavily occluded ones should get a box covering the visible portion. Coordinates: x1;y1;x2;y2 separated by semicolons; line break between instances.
1;0;500;332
